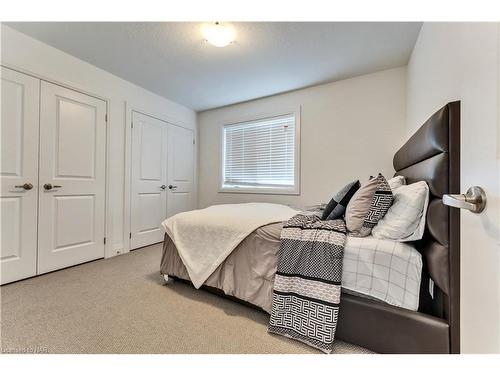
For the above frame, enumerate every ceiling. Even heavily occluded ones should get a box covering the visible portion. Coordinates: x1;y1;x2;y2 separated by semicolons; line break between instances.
7;22;422;111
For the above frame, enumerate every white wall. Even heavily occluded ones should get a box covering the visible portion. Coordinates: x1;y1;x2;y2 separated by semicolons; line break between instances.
406;22;500;353
197;67;407;209
1;25;197;257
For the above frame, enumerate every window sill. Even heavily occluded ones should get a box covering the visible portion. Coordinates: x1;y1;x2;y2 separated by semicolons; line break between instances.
218;186;300;196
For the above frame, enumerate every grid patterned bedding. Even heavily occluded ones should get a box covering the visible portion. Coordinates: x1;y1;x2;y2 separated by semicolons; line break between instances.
342;236;422;311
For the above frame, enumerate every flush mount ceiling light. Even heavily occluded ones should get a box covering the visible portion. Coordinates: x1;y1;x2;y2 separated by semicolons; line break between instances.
202;22;236;47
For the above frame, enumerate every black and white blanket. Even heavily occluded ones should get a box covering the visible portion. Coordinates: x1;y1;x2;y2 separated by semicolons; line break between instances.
268;214;347;353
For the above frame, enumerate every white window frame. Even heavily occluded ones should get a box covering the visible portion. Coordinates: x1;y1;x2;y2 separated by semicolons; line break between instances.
219;108;301;195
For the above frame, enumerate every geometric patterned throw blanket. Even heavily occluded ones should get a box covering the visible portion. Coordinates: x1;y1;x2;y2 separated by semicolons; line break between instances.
268;214;347;353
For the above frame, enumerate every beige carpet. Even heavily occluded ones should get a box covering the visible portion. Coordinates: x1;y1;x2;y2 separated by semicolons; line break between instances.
0;244;372;354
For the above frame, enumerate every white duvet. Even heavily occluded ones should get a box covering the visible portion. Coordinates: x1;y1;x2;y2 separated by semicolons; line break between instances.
162;203;299;288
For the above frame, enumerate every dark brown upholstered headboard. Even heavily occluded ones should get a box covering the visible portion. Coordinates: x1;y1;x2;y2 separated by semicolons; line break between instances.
393;101;460;353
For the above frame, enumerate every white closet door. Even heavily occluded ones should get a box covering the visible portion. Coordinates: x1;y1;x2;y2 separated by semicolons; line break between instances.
167;125;195;218
37;81;107;273
0;68;40;284
130;111;168;249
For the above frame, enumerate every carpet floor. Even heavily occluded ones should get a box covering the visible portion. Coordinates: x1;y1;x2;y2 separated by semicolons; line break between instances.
1;244;372;354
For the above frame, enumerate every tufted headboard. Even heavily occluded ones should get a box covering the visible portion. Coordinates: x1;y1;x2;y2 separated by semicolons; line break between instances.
393;101;460;353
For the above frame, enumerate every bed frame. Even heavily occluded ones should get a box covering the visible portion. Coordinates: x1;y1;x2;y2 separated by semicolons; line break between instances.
335;101;461;353
168;101;461;354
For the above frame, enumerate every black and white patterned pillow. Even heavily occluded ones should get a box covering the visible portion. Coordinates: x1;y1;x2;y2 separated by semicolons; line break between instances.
321;180;361;221
350;174;393;237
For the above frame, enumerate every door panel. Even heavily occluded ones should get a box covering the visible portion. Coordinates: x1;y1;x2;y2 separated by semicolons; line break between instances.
0;67;39;284
130;112;168;249
55;98;97;179
140;123;163;180
138;193;163;230
54;195;95;250
167;125;195;218
38;81;106;273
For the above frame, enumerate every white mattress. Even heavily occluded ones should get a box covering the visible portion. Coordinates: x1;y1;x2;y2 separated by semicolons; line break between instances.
341;236;422;311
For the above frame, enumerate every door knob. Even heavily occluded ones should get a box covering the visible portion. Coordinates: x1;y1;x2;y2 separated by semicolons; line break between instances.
160;185;167;190
443;186;486;213
15;183;33;190
43;183;62;191
168;185;178;190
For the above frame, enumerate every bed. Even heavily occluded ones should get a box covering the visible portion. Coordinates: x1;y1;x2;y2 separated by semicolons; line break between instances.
160;101;461;354
162;229;423;312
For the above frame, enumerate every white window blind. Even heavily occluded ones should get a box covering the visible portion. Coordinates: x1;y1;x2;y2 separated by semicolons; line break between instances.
222;114;297;191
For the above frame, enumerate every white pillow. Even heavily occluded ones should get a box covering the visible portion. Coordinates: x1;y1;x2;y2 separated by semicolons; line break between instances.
387;175;406;190
372;181;429;242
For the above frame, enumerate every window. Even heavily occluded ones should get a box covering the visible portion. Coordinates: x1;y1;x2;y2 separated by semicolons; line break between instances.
221;113;300;194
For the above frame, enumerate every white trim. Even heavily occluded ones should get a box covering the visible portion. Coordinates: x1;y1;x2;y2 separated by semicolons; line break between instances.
218;186;300;195
103;99;112;258
123;102;198;253
218;106;301;195
1;63;113;259
123;103;133;254
1;63;109;103
497;22;500;250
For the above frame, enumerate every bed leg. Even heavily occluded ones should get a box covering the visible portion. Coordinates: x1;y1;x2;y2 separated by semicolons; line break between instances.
163;274;173;284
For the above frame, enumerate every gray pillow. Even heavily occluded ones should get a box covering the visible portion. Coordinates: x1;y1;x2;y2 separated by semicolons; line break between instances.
345;177;379;232
321;180;361;220
348;174;393;237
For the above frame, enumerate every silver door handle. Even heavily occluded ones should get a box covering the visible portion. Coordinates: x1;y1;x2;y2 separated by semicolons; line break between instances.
168;185;178;190
443;186;486;213
160;185;167;190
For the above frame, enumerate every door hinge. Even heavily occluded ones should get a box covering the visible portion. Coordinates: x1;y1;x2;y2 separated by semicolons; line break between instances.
104;237;106;244
129;232;132;239
131;121;134;128
105;114;108;122
193;139;195;145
